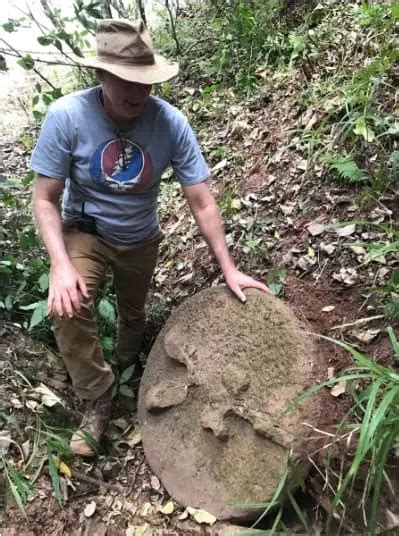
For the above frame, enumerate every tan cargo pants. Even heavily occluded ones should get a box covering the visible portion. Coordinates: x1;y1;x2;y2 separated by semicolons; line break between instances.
52;226;162;400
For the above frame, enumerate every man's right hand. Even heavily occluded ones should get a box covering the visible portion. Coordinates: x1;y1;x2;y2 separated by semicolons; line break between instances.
33;176;89;319
48;262;89;318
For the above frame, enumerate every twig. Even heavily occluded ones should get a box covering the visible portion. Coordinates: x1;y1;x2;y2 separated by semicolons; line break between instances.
313;258;329;285
126;454;145;496
0;47;79;67
72;469;124;493
39;0;86;56
21;0;89;67
330;314;385;331
305;425;360;458
0;38;58;90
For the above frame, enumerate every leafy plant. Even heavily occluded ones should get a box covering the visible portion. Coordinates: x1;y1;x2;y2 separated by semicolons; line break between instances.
1;455;32;519
266;269;286;296
0;417;73;520
321;153;368;183
290;329;399;535
112;363;136;399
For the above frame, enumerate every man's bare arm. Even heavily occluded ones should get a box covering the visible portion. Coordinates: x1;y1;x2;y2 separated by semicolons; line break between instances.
182;180;269;302
33;175;88;317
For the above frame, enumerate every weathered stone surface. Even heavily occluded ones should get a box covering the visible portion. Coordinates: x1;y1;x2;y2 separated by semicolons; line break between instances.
145;380;188;412
138;287;318;520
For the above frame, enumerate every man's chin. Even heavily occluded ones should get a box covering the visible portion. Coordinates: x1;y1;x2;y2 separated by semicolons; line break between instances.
125;103;144;116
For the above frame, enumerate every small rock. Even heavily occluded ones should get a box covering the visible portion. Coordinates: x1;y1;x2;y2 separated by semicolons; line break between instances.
335;224;356;237
151;475;161;491
331;381;347;397
320;242;336;255
102;460;122;480
297;255;316;271
332;267;358;286
351;328;381;344
84;500;97;518
111;417;129;430
280;203;295;216
307;222;325;236
350;245;366;255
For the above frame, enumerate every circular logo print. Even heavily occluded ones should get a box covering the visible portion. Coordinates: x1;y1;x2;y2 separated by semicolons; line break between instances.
90;138;153;193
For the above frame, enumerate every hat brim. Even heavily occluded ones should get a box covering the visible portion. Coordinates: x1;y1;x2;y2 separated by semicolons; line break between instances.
78;54;179;84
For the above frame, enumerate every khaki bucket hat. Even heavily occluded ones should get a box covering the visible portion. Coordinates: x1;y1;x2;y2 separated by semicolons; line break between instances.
79;19;179;84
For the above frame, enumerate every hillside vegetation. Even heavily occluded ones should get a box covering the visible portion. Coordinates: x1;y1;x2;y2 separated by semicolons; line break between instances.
1;1;399;534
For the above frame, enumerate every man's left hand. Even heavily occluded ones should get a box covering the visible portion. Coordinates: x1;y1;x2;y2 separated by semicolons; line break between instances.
224;268;270;303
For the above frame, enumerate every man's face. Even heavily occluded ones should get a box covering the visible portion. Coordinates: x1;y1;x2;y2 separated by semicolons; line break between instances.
97;70;152;124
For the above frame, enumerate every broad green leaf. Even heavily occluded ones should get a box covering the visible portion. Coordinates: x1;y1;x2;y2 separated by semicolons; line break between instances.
266;269;286;296
4;295;13;310
120;364;136;383
392;5;399;19
47;444;62;506
38;273;49;292
98;298;116;323
101;336;114;351
353;117;375;142
119;384;134;398
29;300;48;329
20;300;43;311
37;35;53;46
387;123;399;135
17;54;34;70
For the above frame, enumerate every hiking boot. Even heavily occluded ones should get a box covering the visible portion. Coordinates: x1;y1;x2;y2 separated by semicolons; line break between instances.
70;386;113;457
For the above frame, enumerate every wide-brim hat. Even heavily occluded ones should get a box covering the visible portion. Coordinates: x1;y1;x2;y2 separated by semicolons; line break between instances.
79;19;179;85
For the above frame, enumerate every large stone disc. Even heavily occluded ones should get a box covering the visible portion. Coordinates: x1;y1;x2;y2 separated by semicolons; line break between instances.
138;288;317;520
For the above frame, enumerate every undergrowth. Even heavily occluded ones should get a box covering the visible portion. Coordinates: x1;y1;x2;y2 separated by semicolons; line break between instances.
1;0;399;529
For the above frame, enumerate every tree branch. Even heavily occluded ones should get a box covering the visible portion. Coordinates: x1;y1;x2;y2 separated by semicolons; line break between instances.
137;0;147;25
39;0;85;57
0;38;58;90
165;0;181;55
0;47;81;67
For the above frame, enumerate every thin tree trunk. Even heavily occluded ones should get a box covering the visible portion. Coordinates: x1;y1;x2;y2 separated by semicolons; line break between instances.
137;0;147;25
100;0;113;18
165;0;181;55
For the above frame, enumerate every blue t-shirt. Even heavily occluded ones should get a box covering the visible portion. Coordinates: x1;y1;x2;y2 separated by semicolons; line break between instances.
30;86;210;244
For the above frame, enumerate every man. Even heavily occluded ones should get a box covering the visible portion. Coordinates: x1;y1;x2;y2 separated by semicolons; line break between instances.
31;19;268;457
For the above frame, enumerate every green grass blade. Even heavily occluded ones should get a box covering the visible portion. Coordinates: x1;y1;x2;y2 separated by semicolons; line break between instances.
387;326;399;362
268;506;283;535
365;386;399;452
316;334;399;384
287;489;309;533
285;372;373;414
251;458;289;528
47;443;62;507
2;461;28;519
7;481;27;519
349;378;381;476
369;424;399;534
